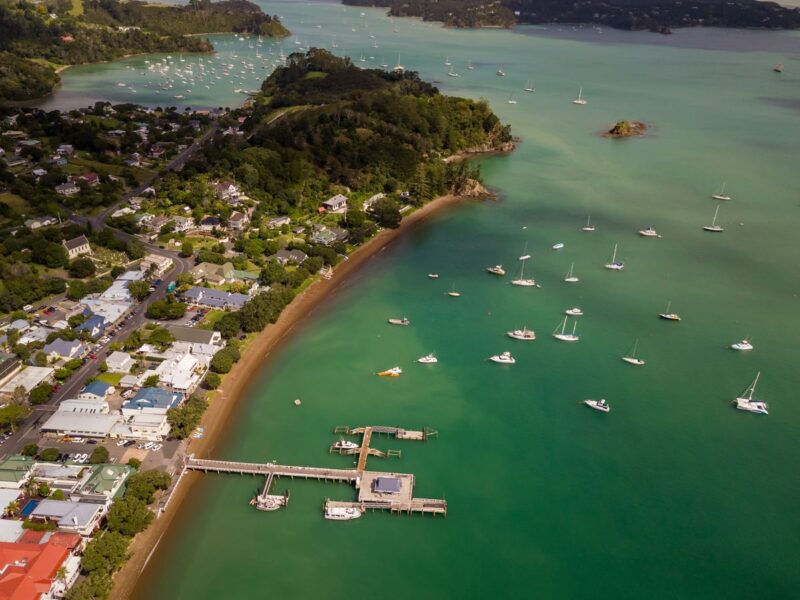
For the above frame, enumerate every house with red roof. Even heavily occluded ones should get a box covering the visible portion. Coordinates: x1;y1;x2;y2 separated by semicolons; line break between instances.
0;531;81;599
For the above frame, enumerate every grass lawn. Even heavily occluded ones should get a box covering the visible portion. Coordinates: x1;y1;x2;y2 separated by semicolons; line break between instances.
0;192;29;215
96;372;123;386
71;156;155;184
197;309;225;330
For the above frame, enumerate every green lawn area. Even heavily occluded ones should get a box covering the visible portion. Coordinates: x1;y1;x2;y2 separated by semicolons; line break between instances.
69;0;84;16
71;156;155;184
303;71;328;80
197;309;225;330
96;372;123;386
0;192;29;215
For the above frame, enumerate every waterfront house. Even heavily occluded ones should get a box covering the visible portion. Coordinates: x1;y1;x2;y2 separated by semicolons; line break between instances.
122;387;182;416
74;464;132;503
182;287;249;310
155;354;203;393
29;500;105;537
55;182;79;196
62;235;92;259
191;262;258;286
322;194;348;213
274;249;308;266
0;534;80;599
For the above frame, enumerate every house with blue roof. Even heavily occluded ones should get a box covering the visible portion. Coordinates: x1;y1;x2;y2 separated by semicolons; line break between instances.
121;387;183;416
78;380;113;401
75;314;107;339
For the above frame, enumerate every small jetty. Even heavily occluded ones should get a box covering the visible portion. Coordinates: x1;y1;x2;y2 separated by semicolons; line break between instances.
185;425;446;518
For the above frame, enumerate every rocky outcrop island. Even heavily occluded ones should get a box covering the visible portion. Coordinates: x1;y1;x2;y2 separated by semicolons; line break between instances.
604;120;648;138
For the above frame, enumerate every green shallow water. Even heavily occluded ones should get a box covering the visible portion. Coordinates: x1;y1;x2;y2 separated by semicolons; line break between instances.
48;2;800;598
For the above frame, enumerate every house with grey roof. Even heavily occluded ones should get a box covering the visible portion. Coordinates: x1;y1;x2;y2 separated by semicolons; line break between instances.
275;249;308;266
43;339;85;361
74;314;106;339
30;499;106;536
182;287;249;310
322;194;348;213
63;235;92;259
55;182;80;196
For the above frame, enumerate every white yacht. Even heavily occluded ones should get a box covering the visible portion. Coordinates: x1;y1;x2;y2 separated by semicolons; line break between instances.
325;506;364;520
565;307;583;316
604;244;624;270
524;78;535;92
553;317;580;342
486;265;506;276
734;372;768;415
511;251;535;287
622;339;645;366
711;182;731;201
388;317;410;326
658;302;681;321
703;206;724;232
583;398;610;413
418;353;438;364
427;273;439;279
564;263;579;283
582;215;595;232
572;87;587;105
447;284;461;297
489;351;515;364
332;440;359;450
507;93;517;105
507;327;535;341
552;243;565;250
447;65;460;78
731;338;753;351
639;227;661;238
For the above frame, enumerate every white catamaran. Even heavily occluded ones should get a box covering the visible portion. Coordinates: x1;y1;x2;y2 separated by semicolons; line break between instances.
734;372;769;415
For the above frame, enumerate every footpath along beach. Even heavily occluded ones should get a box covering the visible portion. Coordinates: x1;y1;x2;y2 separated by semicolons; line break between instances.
112;190;491;598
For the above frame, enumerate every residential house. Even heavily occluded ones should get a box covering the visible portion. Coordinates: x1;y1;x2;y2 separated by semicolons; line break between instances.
0;354;21;389
3;156;28;169
363;192;384;211
74;314;106;339
73;464;132;503
165;326;222;348
31;167;47;179
55;182;79;196
199;216;223;232
0;367;54;396
105;351;133;374
23;216;58;230
77;380;113;402
155;353;203;393
311;225;348;246
78;172;99;186
191;262;257;286
18;326;55;346
182;287;249;310
139;253;173;277
228;210;249;231
62;235;92;259
0;456;35;490
42;339;84;362
146;215;170;232
267;216;291;229
0;534;81;599
173;215;194;232
29;500;105;537
56;143;75;155
48;156;68;168
274;249;308;266
213;181;240;202
321;194;348;213
122;387;182;417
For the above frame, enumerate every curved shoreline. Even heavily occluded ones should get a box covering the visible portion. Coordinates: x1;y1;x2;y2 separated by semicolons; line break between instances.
113;192;480;599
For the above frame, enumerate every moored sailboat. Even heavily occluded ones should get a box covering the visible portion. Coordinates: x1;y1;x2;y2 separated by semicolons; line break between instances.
703;205;724;232
658;301;681;321
711;182;731;201
564;262;579;283
604;244;624;270
572;86;587;105
553;316;580;342
622;338;646;365
734;372;768;415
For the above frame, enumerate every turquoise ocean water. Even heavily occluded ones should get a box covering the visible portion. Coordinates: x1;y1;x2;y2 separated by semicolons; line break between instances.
41;2;800;597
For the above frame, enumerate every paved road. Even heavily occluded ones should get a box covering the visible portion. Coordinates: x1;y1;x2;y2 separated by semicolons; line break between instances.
2;124;215;455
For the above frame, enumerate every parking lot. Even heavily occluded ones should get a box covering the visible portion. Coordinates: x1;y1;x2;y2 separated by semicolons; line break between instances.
31;435;182;471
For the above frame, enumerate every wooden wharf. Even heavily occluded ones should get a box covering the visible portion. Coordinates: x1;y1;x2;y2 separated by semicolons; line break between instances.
185;425;446;518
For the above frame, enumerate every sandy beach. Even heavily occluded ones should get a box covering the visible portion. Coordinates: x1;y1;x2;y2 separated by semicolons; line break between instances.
111;191;481;598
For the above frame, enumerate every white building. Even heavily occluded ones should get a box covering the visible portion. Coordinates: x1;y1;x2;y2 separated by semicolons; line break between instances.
106;351;133;374
0;366;54;396
62;235;92;260
155;354;203;393
40;411;121;438
322;194;348;213
139;253;173;277
59;398;110;414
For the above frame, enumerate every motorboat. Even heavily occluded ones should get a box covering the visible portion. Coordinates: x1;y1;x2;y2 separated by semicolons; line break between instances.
552;243;565;250
428;273;439;279
583;398;610;413
553;317;580;342
332;440;359;450
731;339;753;351
604;244;624;270
496;68;505;77
639;227;661;238
564;263;579;283
376;367;402;377
486;265;506;276
507;327;535;341
388;317;410;326
565;307;583;316
734;372;768;415
658;301;681;321
324;506;364;520
489;351;515;364
418;354;438;364
622;339;645;365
